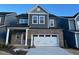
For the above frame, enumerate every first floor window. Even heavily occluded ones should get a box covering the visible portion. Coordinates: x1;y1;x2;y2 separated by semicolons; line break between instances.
19;19;27;24
32;15;38;24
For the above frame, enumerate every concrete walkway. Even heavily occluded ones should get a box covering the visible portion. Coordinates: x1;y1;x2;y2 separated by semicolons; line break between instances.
27;47;73;55
0;51;11;55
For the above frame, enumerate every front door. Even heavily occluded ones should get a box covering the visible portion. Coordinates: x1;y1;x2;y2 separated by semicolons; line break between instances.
11;32;25;45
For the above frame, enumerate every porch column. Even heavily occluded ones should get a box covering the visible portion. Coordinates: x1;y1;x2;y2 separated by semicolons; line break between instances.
25;29;29;46
5;28;10;45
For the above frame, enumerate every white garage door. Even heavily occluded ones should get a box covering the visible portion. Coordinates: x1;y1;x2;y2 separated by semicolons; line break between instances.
33;35;59;46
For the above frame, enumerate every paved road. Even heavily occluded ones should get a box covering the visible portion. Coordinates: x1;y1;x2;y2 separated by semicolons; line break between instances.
27;47;73;55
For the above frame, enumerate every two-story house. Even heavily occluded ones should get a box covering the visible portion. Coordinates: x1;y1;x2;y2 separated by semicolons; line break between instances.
0;12;17;45
4;5;64;48
62;13;79;48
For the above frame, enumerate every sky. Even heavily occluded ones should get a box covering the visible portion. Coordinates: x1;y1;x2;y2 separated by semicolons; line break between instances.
0;4;79;16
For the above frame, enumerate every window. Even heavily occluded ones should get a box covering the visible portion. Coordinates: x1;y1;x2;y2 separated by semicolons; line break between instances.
69;20;75;30
39;35;44;37
0;17;1;23
45;35;50;37
32;15;38;24
19;19;27;24
52;35;57;37
16;32;21;39
39;16;45;24
33;35;38;37
50;19;54;27
77;21;79;29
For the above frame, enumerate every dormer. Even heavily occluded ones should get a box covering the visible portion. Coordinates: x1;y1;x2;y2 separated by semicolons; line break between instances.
28;5;49;29
28;5;48;14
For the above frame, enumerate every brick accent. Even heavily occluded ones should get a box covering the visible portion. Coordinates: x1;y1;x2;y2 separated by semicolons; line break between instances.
28;29;64;47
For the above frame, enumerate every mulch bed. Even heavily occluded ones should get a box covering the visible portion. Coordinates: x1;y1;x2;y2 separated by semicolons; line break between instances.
0;46;28;55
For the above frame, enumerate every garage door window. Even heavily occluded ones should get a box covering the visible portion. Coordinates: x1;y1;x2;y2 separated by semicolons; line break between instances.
45;35;50;37
39;35;44;37
33;35;38;37
52;35;57;37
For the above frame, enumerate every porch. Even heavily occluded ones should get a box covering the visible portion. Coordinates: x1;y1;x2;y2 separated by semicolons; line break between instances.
5;27;29;47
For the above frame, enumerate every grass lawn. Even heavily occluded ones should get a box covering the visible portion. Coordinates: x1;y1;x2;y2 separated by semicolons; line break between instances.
64;48;79;55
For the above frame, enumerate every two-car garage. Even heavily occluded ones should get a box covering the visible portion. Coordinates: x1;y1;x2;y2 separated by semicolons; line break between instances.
32;34;59;47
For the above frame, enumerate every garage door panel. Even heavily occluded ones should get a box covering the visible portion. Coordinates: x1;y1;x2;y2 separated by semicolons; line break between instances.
33;35;59;46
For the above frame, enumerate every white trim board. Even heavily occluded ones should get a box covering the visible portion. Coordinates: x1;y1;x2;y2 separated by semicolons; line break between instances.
75;34;79;48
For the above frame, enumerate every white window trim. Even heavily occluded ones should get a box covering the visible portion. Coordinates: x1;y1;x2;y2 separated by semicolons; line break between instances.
39;16;45;24
32;15;38;24
49;19;54;27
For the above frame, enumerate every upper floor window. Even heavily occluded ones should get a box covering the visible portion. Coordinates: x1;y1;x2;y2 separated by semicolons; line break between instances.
32;15;38;24
19;19;27;24
69;20;75;30
49;19;54;27
39;16;45;24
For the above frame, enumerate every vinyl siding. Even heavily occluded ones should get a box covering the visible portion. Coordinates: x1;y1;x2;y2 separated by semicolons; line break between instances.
4;13;17;26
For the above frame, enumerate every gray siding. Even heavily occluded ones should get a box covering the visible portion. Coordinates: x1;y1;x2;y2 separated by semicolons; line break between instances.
56;17;69;30
4;13;17;26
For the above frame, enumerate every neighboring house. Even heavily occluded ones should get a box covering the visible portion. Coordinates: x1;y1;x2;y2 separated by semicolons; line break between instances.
61;13;79;48
0;12;17;45
4;5;64;48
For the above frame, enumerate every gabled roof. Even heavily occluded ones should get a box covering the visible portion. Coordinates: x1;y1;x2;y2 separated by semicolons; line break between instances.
28;5;48;14
49;14;58;18
0;12;14;15
16;13;28;19
61;12;79;18
73;12;79;17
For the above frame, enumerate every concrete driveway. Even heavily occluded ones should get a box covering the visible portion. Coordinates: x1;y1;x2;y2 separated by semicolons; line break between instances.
27;47;73;55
